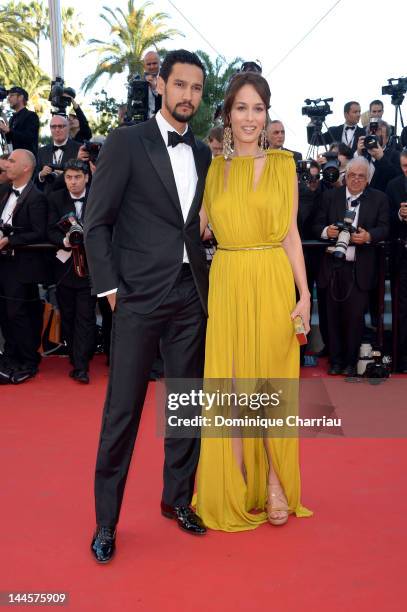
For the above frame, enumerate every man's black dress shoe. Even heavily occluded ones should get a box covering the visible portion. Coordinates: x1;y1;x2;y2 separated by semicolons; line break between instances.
11;367;38;384
0;366;13;384
161;502;207;535
342;365;357;377
328;364;343;376
91;526;116;563
70;369;89;384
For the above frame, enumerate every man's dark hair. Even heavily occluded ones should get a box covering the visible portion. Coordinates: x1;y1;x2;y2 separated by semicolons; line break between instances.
369;99;383;110
344;100;360;114
63;158;89;175
207;126;223;142
159;49;206;83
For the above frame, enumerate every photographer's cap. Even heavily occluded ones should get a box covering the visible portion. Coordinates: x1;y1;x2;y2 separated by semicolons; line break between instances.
8;86;29;101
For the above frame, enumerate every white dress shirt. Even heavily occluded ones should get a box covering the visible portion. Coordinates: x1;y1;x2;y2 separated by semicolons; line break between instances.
342;124;358;148
69;188;86;220
98;111;197;297
38;139;68;182
1;183;28;226
321;188;363;261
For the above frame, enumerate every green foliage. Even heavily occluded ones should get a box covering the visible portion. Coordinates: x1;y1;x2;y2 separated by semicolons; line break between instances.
89;90;120;136
81;0;182;92
190;51;242;139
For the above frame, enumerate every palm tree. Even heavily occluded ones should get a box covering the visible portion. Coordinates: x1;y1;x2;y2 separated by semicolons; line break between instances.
0;8;36;79
6;1;84;62
81;0;182;92
190;51;243;138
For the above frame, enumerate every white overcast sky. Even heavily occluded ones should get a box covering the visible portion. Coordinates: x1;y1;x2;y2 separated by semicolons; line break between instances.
34;0;407;151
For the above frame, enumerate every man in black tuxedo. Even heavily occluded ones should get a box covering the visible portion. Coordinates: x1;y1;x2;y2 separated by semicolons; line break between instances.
84;50;212;562
267;120;302;162
0;149;47;384
36;115;80;195
48;159;96;384
311;101;365;154
354;121;401;192
313;157;389;376
386;151;407;371
0;87;39;156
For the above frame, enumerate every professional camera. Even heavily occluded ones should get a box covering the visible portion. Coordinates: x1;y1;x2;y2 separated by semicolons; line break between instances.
321;151;340;183
0;222;13;239
43;162;64;183
0;86;8;102
382;77;407;105
240;60;262;74
49;77;76;115
364;349;391;381
331;208;357;261
296;159;315;183
364;117;380;150
57;213;87;277
125;74;149;123
302;97;333;120
83;140;102;164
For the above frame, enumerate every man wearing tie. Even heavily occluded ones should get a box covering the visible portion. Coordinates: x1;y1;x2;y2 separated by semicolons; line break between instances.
309;101;365;154
84;49;212;562
0;149;47;384
48;159;96;384
36;115;80;195
313;158;389;376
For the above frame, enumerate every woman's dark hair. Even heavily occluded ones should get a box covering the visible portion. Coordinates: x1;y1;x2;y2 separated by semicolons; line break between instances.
160;49;206;83
222;72;271;126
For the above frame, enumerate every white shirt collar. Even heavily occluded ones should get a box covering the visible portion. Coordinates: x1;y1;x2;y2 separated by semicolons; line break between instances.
12;182;28;194
68;189;86;200
346;187;363;201
53;138;69;147
155;111;188;147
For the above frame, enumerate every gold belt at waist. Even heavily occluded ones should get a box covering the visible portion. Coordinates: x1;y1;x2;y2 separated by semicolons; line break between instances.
217;244;282;251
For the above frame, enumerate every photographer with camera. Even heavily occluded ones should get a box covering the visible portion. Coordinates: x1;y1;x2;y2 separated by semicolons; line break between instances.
47;159;96;384
386;149;407;372
143;51;162;118
63;89;92;144
36;115;80;195
313;158;389;376
0;87;40;156
354;120;401;192
0;149;48;384
327;101;365;153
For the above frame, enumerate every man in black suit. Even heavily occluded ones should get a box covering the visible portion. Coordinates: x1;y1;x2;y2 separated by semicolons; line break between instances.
386;150;407;371
354;121;400;192
48;159;96;384
0;149;47;384
0;87;39;156
312;101;365;154
36;115;80;195
267;120;302;162
84;50;212;562
313;157;389;376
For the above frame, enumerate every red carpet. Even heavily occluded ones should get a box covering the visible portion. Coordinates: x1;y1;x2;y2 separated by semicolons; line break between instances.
1;355;406;611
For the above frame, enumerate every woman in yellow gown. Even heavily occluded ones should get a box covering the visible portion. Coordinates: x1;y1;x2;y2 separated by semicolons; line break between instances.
195;72;313;531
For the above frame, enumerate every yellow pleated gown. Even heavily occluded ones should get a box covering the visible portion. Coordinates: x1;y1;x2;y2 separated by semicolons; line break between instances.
194;150;313;531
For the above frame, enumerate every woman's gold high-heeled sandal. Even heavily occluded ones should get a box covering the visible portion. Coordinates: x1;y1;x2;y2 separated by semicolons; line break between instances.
267;484;289;526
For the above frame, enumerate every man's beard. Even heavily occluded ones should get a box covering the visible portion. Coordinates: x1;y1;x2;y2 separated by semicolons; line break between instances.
165;100;196;124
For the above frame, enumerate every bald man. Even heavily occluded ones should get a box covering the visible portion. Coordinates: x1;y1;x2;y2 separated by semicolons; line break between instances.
143;51;162;118
36;115;80;195
0;149;48;384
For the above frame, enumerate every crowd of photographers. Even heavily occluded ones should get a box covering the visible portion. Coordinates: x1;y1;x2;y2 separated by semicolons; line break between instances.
1;55;407;384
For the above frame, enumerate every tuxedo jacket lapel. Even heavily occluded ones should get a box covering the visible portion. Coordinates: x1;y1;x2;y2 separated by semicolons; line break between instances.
12;182;34;220
141;120;183;219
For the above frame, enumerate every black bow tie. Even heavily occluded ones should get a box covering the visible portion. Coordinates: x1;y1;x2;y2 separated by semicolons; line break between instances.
72;198;84;204
11;188;20;197
167;129;194;148
53;144;66;152
345;126;356;131
349;198;360;207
